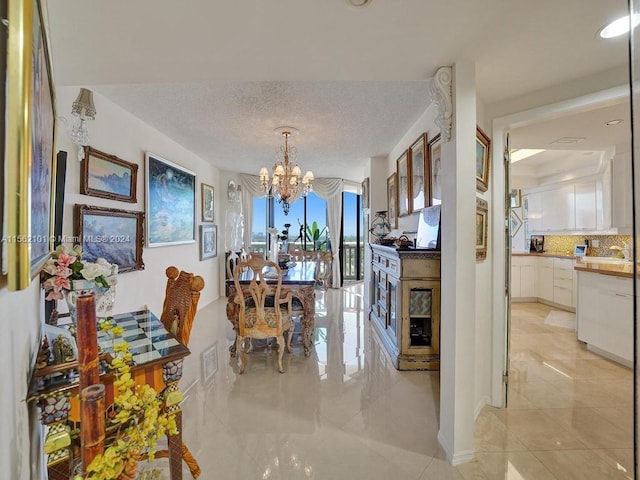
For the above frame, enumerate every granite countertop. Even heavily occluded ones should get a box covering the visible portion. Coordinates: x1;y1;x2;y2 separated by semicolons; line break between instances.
574;261;635;278
512;252;578;260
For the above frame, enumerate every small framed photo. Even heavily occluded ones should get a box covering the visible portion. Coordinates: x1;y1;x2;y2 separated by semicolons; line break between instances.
145;152;196;247
202;343;218;383
387;173;398;229
476;127;491;192
361;177;370;209
409;132;428;213
81;146;138;202
397;150;411;217
510;210;522;237
427;134;442;206
201;183;214;222
200;224;217;260
522;195;529;219
476;197;488;261
74;204;145;273
510;189;521;209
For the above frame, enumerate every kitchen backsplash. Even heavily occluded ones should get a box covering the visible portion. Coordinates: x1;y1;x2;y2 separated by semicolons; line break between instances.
542;235;632;257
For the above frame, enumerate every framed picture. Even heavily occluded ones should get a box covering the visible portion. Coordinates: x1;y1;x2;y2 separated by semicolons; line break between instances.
201;183;214;222
145;152;196;247
74;204;145;273
397;150;410;217
200;224;217;260
522;195;529;219
409;132;428;213
386;173;398;229
5;0;57;289
202;343;218;383
510;210;522;237
476;126;491;192
361;177;370;209
80;146;138;202
476;197;488;261
427;134;442;206
509;189;521;209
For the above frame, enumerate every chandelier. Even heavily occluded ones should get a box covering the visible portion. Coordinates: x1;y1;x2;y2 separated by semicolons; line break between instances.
259;127;314;215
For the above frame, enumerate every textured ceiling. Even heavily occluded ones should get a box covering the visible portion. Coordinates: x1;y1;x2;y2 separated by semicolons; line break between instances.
44;0;630;181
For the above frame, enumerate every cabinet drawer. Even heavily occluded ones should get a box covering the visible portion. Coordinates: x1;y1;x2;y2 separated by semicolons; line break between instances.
554;277;572;290
554;286;572;306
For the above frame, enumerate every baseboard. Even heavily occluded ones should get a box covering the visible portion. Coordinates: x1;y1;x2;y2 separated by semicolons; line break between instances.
474;395;491;419
537;298;575;313
437;430;475;466
586;344;633;368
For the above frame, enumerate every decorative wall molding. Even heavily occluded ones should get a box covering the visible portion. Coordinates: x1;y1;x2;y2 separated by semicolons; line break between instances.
429;66;453;142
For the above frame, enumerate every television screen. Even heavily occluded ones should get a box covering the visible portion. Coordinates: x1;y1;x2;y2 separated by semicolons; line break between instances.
416;205;441;250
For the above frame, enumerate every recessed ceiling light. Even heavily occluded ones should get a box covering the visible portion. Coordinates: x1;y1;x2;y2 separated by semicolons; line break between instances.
605;119;624;126
347;0;371;6
510;149;545;163
597;15;638;39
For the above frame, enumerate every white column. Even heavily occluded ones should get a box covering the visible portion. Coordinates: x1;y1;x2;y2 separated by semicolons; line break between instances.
437;61;477;465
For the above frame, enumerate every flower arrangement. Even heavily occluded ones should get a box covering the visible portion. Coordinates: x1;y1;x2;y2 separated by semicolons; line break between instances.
74;319;177;480
41;245;118;301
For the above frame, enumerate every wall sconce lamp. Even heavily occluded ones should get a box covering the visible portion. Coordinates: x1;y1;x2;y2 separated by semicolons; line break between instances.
59;88;96;160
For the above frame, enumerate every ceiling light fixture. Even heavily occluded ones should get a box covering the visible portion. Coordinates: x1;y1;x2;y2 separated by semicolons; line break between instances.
510;148;545;163
597;15;638;39
59;88;97;160
605;119;624;126
259;127;314;215
347;0;372;6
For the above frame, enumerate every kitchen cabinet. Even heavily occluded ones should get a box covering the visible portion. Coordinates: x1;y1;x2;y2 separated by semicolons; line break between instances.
552;258;574;310
543;185;575;231
369;244;440;370
574;182;597;230
511;256;537;300
612;153;632;231
537;257;554;303
577;270;632;365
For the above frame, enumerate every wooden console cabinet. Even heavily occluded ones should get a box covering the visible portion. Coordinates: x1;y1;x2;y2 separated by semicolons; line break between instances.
369;244;441;370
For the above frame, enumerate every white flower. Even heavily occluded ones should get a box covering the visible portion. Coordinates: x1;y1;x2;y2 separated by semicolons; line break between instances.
80;262;103;281
96;258;115;277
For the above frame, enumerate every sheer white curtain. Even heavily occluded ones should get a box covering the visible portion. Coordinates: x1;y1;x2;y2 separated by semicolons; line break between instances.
239;174;344;287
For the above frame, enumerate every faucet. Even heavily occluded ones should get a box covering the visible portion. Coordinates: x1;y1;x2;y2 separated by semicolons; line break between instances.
622;242;631;261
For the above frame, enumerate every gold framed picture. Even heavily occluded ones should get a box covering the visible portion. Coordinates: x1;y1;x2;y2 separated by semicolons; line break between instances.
409;132;428;213
476;196;488;261
476;126;491;192
387;173;398;229
397;150;410;217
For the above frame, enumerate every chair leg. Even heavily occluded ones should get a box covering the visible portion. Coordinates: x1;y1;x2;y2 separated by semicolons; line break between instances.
236;335;246;374
276;335;285;373
286;322;293;353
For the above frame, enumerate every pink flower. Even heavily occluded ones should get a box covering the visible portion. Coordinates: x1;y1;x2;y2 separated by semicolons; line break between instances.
52;275;71;292
56;251;77;268
45;289;64;301
56;266;73;279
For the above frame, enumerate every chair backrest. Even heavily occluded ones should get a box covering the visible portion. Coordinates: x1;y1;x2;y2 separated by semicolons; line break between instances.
232;256;287;336
226;250;240;279
239;248;249;262
160;266;205;346
315;251;333;289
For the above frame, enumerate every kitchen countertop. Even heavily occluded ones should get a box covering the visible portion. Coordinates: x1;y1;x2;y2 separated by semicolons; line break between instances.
512;252;578;260
574;261;635;278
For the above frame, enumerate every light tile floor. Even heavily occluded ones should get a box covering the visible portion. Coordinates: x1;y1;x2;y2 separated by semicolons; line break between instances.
146;288;634;479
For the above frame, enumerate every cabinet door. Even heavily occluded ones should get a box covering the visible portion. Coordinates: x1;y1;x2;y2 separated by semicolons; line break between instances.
577;271;599;342
401;280;440;355
574;182;597;230
612;153;632;230
511;263;522;298
537;258;554;301
527;193;543;232
387;275;399;343
520;264;537;298
543;185;575;231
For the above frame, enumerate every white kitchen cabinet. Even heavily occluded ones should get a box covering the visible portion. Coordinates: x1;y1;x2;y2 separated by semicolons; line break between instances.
574;182;597;230
511;256;537;300
537;257;554;302
612;153;632;231
553;258;574;309
527;193;543;232
577;270;632;365
543;185;575;231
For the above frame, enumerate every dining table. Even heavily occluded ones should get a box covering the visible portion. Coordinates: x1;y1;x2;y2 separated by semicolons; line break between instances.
226;259;317;356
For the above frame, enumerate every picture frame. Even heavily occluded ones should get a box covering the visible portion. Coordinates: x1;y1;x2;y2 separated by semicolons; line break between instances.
5;0;57;289
510;210;522;237
200;224;218;260
74;204;145;273
386;173;398;229
202;343;218;384
522;195;529;219
427;134;442;206
476;126;491;192
397;150;411;217
361;177;370;209
145;152;196;247
80;146;138;203
509;189;521;209
476;197;488;261
409;132;428;213
201;183;214;222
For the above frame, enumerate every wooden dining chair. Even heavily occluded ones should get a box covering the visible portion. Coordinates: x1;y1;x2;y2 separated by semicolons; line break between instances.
226;250;240;280
232;256;294;373
315;251;333;290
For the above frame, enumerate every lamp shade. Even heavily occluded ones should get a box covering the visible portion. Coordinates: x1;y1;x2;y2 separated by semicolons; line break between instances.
71;88;96;119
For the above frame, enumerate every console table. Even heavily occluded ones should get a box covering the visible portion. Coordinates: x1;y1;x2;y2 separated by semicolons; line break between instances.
369;244;441;370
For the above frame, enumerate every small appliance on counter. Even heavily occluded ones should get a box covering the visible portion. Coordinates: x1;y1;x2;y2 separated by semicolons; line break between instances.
530;235;544;253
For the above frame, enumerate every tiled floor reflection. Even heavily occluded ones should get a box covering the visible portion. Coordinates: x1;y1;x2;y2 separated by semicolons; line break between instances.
148;290;634;479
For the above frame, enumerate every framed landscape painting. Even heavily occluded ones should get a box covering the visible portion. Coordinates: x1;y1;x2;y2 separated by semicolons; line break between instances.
387;173;398;229
145;152;196;247
74;204;145;273
427;134;442;206
200;224;217;260
409;132;427;213
397;150;410;217
476;197;488;261
81;146;138;202
476;126;491;192
201;183;214;222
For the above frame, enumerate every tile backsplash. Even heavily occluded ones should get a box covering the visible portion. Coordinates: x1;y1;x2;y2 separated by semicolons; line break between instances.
542;235;632;257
